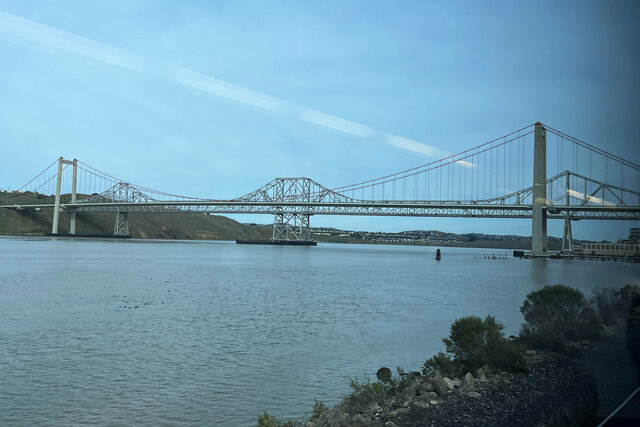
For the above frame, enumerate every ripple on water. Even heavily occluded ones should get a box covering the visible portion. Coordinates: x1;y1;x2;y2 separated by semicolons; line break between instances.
0;238;637;425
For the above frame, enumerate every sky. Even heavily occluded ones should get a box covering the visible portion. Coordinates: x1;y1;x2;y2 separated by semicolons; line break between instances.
1;0;639;241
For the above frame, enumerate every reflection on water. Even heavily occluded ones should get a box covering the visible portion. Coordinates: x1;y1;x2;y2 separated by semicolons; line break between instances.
0;236;637;425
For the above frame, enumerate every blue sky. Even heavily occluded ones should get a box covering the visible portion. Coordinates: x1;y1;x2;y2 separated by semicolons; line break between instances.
1;1;639;241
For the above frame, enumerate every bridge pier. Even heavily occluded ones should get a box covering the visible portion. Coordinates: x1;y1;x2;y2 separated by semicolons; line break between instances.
272;212;311;241
114;210;129;236
69;159;78;234
561;171;573;253
51;157;78;235
531;122;548;256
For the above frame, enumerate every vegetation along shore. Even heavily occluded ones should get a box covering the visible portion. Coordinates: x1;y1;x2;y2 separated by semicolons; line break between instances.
258;284;640;426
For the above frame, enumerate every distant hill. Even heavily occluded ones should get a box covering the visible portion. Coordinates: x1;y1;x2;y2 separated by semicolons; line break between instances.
0;191;567;249
0;191;271;240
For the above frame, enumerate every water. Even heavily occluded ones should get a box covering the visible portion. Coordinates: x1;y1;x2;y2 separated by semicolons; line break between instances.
1;236;638;426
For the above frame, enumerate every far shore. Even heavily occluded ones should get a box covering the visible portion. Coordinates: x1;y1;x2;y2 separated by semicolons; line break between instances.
0;231;556;251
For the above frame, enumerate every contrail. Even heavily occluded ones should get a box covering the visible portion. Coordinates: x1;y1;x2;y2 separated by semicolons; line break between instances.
0;10;463;162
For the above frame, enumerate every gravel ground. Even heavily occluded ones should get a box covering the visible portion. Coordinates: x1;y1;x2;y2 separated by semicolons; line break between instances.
375;352;598;427
310;307;640;426
579;324;639;419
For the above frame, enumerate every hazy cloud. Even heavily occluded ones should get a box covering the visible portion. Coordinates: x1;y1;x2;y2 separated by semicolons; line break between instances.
0;10;447;159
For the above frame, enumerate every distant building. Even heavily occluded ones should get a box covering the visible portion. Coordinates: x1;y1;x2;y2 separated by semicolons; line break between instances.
574;242;640;256
575;228;640;256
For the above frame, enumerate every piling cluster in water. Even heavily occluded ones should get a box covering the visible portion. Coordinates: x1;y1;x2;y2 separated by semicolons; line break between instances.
472;253;509;260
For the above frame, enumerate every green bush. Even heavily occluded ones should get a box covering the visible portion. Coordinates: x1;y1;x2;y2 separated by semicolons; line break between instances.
443;315;526;373
591;287;629;326
348;376;389;405
256;412;301;427
310;399;328;420
348;368;415;405
520;284;604;351
257;412;281;427
422;352;455;377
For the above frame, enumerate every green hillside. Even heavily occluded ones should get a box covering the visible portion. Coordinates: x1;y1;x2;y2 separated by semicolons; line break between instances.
0;191;271;240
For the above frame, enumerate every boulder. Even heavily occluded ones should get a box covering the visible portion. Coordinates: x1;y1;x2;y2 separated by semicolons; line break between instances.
419;381;435;392
377;367;392;383
452;378;461;388
432;373;449;396
416;391;438;399
413;401;430;409
443;377;455;390
475;364;490;380
394;382;419;405
460;372;475;391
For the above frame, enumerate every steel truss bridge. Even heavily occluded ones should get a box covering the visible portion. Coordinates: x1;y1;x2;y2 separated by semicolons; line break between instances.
3;122;640;255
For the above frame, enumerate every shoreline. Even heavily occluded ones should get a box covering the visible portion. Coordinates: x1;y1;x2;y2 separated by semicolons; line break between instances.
306;324;637;426
0;232;544;251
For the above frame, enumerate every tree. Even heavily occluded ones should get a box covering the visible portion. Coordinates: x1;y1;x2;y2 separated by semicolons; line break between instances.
443;315;525;373
520;284;604;351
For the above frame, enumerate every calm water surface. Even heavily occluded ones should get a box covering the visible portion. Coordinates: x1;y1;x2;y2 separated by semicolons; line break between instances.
1;236;638;425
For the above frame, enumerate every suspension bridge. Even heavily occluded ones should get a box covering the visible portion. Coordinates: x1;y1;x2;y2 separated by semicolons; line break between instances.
2;122;639;256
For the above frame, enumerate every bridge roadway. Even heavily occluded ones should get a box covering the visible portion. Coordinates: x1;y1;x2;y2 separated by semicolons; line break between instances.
3;200;639;220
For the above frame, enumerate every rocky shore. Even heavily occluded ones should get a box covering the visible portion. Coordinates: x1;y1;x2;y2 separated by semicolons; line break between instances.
259;285;640;427
308;351;598;427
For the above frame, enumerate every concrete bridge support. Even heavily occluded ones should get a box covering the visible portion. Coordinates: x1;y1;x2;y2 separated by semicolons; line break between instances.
531;122;548;255
561;172;573;252
51;157;77;235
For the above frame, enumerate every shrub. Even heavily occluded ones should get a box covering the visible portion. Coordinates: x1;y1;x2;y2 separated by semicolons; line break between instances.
348;368;415;405
520;284;604;351
257;412;281;427
348;376;389;405
487;337;528;372
310;400;328;420
591;287;629;326
422;352;455;377
443;315;526;373
256;412;301;427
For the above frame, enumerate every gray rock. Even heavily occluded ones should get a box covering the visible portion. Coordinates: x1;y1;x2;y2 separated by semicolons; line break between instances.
413;401;430;409
395;382;419;403
385;422;399;427
467;391;482;398
452;378;461;388
419;381;434;392
432;374;449;396
396;408;410;415
377;367;392;382
476;364;490;380
460;372;475;391
443;376;455;390
418;388;435;396
351;414;368;424
417;391;438;399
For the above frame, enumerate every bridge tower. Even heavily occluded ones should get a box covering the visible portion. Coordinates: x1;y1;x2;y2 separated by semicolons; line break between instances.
270;178;312;242
51;157;78;235
531;122;547;256
561;172;573;252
